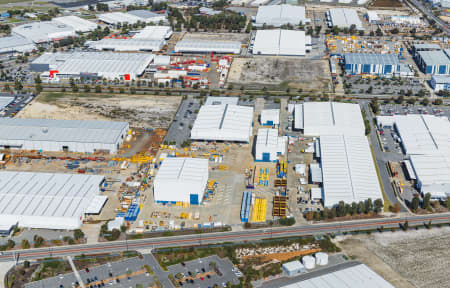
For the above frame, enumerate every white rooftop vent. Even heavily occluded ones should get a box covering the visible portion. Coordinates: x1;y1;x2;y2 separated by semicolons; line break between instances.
302;255;316;269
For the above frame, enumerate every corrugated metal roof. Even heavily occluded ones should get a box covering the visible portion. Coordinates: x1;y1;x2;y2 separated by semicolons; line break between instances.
255;4;306;26
87;38;163;51
253;29;305;56
320;135;382;207
175;40;241;54
0;118;128;144
133;26;172;40
205;97;239;105
413;43;441;50
0;35;34;50
97;12;141;24
0;171;104;229
344;53;399;65
128;9;160;19
296;102;365;136
53;16;97;32
329;8;364;30
256;128;284;149
12;21;76;43
432;75;450;83
191;104;254;142
281;264;395;288
417;50;450;66
156;157;208;183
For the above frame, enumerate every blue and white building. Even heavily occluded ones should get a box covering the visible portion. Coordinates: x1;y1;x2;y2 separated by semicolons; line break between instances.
416;50;450;74
153;158;209;205
430;75;450;91
260;109;280;126
343;53;407;76
255;128;286;162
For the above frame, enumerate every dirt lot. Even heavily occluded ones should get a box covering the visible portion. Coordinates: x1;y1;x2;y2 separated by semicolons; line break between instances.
227;57;331;92
337;227;450;288
371;0;403;7
182;32;249;43
17;92;181;129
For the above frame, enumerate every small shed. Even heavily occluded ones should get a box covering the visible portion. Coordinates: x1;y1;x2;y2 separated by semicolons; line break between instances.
282;260;306;276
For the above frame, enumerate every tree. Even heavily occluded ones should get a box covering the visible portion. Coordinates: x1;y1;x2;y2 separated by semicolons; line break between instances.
445;197;450;210
95;85;102;93
72;84;78;92
14;80;23;91
83;85;90;93
423;193;431;210
34;74;42;84
6;239;14;249
374;198;383;213
24;260;30;268
391;203;401;213
337;201;345;217
422;97;429;106
370;97;379;114
21;239;30;249
351;202;358;215
35;84;43;94
357;201;364;214
120;225;127;233
433;98;443;105
73;229;84;240
395;95;404;104
365;198;373;214
402;220;409;231
33;235;44;248
411;196;420;212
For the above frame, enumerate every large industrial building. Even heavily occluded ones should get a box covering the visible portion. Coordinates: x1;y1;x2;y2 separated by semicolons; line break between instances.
12;21;77;43
327;8;364;30
261;109;280;126
191;104;254;143
30;51;154;80
415;50;450;74
319;134;382;207
153;158;208;204
0;118;129;154
255;128;286;162
53;16;97;33
252;29;310;56
279;263;395;288
98;11;166;25
86;38;164;52
344;53;411;76
294;102;382;207
376;114;450;199
294;102;365;136
175;40;242;54
133;25;173;40
0;171;106;230
254;5;309;27
430;75;450;91
0;35;36;55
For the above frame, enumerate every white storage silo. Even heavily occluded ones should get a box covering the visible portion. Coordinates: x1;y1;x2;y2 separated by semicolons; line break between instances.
315;252;329;266
302;255;316;269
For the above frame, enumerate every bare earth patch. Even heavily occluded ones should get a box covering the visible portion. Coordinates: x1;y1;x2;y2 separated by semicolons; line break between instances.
227;57;330;92
17;93;181;129
337;227;450;288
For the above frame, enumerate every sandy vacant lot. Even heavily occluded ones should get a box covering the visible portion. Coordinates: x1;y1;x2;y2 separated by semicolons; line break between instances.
182;32;249;43
337;227;450;288
227;57;331;92
18;93;181;129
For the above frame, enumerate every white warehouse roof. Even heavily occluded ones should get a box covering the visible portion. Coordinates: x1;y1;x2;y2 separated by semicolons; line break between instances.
328;8;364;30
295;102;365;136
31;51;154;80
53;16;97;32
175;40;241;54
410;154;450;199
280;264;395;288
0;171;105;230
320;135;382;207
127;10;167;23
0;35;36;54
154;158;208;204
205;96;239;106
253;29;306;56
98;12;142;25
377;114;450;155
191;104;254;143
255;128;286;161
87;38;164;52
261;109;280;125
133;26;173;40
12;21;76;43
255;5;307;26
0;118;129;153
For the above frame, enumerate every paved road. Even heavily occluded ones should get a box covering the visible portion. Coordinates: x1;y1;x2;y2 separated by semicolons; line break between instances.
407;0;450;35
3;213;450;262
361;101;407;212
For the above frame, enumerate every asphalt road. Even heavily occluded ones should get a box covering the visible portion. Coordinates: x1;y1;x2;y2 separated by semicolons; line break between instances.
407;0;450;35
4;213;450;263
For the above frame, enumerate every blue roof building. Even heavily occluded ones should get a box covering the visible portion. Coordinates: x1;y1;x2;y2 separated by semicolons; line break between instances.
344;53;405;75
416;50;450;75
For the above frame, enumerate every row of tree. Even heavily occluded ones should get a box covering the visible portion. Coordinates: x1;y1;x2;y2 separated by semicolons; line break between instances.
305;198;383;221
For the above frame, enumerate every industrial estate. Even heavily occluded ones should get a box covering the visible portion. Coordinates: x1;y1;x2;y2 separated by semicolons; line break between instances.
0;0;447;287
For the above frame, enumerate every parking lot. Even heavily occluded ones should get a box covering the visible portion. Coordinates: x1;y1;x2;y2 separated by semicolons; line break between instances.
379;103;450;117
25;254;171;288
0;92;35;117
167;255;241;288
164;97;201;145
344;76;426;96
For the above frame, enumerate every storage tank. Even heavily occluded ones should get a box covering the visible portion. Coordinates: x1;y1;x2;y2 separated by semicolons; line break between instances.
315;252;328;266
302;255;315;269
